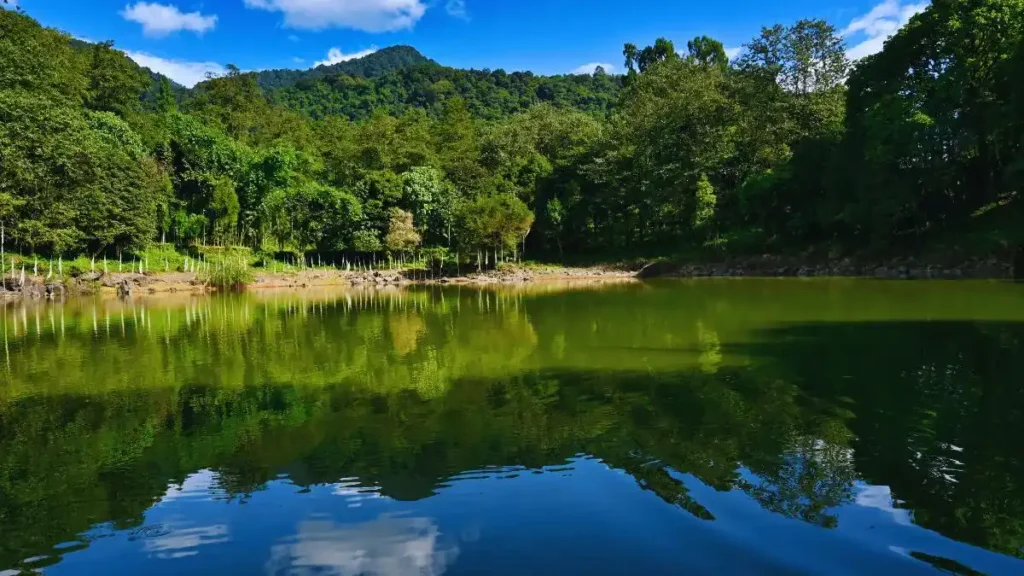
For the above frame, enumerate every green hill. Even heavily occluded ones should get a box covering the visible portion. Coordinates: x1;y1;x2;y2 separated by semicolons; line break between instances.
255;45;435;89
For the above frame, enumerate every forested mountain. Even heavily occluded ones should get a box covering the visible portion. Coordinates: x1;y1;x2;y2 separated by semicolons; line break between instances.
1;1;1022;265
254;45;621;121
255;45;434;90
266;63;623;121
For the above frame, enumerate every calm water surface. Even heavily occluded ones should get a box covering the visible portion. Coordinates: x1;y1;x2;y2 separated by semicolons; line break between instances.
2;279;1024;575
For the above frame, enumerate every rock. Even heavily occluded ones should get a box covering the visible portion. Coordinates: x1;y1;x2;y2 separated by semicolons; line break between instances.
873;267;889;278
636;260;679;279
80;271;103;282
116;279;132;298
13;279;44;299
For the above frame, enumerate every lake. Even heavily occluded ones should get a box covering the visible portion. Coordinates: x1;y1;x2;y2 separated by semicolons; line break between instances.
2;279;1024;575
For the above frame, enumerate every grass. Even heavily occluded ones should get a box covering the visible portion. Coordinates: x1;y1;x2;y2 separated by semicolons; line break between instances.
198;256;254;290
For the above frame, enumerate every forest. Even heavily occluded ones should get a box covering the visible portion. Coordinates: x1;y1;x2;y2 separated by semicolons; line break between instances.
1;0;1022;269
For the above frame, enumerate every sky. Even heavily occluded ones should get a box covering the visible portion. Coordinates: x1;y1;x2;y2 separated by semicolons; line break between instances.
6;0;930;87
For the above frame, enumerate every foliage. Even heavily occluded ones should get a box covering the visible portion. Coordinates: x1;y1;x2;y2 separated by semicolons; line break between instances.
457;195;534;253
384;208;422;253
199;255;254;289
255;45;434;90
267;58;623;122
0;4;1022;265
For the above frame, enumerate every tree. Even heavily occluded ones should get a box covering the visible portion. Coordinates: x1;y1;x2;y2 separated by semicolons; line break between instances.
612;53;736;246
282;183;362;251
155;77;177;114
0;92;163;254
0;9;87;105
687;36;729;70
457;195;534;256
780;20;848;95
624;38;679;75
385;208;421;254
402;166;457;243
187;69;269;144
210;177;240;245
839;0;1024;242
433;97;485;193
85;41;149;116
692;174;717;232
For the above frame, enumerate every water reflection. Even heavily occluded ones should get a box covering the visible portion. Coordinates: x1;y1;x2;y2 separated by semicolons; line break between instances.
266;517;458;576
1;280;1023;574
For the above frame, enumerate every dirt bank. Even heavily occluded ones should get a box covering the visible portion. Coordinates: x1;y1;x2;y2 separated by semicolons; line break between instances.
0;264;636;303
3;254;1016;304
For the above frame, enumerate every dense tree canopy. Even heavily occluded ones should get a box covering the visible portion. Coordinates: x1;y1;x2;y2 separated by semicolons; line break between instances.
1;3;1022;263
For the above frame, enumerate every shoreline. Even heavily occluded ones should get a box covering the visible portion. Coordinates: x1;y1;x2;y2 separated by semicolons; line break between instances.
638;254;1018;281
0;265;637;303
2;256;1020;304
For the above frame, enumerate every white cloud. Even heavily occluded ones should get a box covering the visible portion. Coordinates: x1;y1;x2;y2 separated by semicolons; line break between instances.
571;62;615;75
445;0;468;20
843;0;929;60
724;46;742;61
124;50;226;87
121;2;217;37
314;46;378;68
288;34;300;42
244;0;427;32
1;0;19;9
292;57;305;63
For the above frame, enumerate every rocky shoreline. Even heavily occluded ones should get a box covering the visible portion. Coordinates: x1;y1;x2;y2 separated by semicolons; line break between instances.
2;256;1018;304
638;255;1017;280
0;265;634;303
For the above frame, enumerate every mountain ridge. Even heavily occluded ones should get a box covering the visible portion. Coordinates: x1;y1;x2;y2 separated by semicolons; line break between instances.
255;45;436;90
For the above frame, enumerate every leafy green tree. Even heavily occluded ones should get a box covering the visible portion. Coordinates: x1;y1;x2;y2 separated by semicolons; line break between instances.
155;77;177;114
0;9;87;105
210;177;240;245
402;166;453;237
433;97;486;193
457;195;534;255
687;36;729;70
282;183;362;251
351;228;384;253
839;0;1024;242
0;92;162;253
385;208;422;254
84;41;149;116
693;174;717;231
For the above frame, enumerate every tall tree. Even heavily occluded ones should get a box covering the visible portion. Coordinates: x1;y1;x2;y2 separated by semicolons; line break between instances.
687;36;729;70
85;41;149;116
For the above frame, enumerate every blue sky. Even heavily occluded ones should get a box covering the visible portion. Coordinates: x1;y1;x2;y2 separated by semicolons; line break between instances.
8;0;930;87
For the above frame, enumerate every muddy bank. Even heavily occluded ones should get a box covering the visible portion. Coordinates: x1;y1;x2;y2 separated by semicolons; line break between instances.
638;254;1016;280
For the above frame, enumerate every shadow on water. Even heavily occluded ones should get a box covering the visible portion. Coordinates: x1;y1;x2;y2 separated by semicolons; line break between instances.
734;321;1024;564
1;285;1023;573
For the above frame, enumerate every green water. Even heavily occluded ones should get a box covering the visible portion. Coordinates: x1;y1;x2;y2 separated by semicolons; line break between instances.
2;279;1024;574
